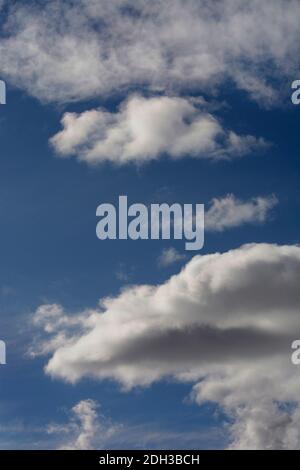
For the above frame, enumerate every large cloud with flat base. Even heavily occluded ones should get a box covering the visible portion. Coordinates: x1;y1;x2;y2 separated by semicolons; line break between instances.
31;243;300;449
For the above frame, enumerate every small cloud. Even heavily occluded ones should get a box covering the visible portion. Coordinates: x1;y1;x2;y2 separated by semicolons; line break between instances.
206;194;278;232
115;263;134;283
157;248;187;267
48;399;119;450
50;95;268;166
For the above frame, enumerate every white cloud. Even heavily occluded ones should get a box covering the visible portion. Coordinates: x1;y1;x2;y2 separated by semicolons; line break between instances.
155;194;277;242
191;370;300;449
227;402;300;450
157;248;186;267
28;303;90;358
0;398;222;449
206;194;278;231
45;399;223;450
47;399;118;450
31;243;300;448
50;95;267;165
0;0;299;105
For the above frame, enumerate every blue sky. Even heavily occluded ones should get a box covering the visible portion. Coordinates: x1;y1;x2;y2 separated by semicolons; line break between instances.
0;0;300;450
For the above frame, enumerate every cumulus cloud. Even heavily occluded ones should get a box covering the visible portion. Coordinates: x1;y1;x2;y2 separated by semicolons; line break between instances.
191;369;300;449
227;401;300;450
0;0;299;105
206;194;278;231
50;95;267;164
31;243;300;448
